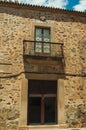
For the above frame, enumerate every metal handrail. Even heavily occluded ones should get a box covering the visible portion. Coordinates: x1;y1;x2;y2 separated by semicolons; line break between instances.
23;40;63;45
23;40;64;57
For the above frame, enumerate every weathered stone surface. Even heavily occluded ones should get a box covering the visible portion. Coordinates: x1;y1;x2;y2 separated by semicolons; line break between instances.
0;1;86;129
0;64;11;73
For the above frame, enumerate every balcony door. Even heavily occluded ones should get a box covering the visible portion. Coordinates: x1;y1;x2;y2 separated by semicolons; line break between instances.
35;27;50;54
28;80;57;125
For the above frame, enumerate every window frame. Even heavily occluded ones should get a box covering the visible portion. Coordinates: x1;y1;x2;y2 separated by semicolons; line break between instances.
34;27;51;55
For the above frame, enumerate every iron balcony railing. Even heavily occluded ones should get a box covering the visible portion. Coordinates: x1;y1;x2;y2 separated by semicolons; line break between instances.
23;40;64;58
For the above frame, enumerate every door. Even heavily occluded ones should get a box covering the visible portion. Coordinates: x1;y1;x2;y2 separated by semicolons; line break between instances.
28;80;57;125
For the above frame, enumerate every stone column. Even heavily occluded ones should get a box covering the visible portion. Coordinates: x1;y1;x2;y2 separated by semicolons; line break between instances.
20;75;28;125
57;79;65;124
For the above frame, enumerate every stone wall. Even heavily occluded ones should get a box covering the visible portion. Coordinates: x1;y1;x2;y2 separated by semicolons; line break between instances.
0;77;21;130
0;3;86;129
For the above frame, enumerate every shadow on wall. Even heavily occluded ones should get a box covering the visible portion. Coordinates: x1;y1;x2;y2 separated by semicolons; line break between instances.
23;54;65;78
78;40;86;75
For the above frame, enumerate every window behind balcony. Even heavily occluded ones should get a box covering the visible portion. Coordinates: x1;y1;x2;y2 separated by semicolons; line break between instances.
35;27;50;54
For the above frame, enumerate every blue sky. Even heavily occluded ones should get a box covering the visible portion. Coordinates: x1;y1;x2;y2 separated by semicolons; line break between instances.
66;0;79;10
14;0;86;12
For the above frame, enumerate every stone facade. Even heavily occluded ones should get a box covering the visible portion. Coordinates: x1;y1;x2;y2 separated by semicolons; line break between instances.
0;1;86;130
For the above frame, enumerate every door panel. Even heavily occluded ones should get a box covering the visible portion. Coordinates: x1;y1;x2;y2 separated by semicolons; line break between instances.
29;97;41;124
44;97;56;124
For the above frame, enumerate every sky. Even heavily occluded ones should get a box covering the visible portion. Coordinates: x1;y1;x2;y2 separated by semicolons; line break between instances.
10;0;86;12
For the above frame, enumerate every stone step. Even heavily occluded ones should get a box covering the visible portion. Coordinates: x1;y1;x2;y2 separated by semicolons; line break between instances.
0;127;86;130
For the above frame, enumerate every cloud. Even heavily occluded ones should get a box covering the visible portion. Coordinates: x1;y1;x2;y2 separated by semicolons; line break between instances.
19;0;68;9
73;0;86;11
44;0;68;8
20;0;45;5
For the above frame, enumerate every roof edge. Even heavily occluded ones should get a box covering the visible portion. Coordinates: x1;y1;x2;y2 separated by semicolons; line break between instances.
0;1;86;17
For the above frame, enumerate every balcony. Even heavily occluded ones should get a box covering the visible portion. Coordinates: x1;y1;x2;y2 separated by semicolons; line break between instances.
23;40;64;60
23;40;64;74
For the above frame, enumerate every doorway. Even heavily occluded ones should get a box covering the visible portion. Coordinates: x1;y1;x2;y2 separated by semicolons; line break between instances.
27;80;57;125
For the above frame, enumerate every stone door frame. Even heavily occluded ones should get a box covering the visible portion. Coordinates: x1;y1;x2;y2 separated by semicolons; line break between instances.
20;73;66;127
